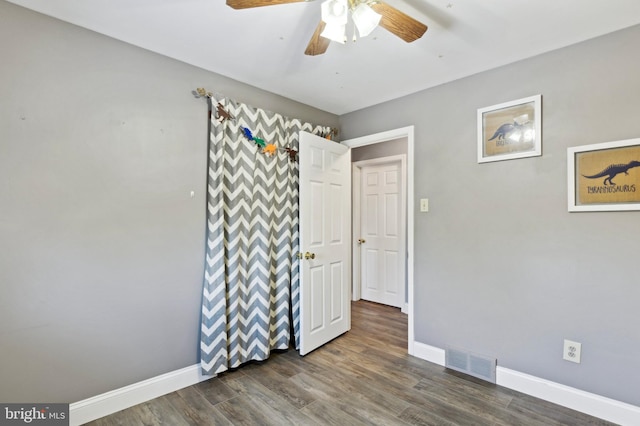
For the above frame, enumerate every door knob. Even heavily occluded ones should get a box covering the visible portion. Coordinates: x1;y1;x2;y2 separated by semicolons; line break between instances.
357;238;366;244
304;252;316;260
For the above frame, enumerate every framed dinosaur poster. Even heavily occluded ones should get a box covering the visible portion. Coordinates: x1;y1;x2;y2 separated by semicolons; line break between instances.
477;94;542;163
568;138;640;212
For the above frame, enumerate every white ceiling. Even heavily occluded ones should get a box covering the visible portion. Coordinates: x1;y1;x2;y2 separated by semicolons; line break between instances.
8;0;640;115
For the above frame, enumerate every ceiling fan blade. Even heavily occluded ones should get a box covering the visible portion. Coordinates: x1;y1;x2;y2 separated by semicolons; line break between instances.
305;21;330;56
227;0;307;9
370;1;427;43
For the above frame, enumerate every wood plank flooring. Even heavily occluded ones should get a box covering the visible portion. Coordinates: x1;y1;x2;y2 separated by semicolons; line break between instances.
86;301;615;425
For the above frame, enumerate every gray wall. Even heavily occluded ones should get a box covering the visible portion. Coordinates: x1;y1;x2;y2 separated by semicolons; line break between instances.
0;0;337;403
341;25;640;406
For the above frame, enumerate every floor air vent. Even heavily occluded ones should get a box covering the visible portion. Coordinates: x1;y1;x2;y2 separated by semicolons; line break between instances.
445;347;497;384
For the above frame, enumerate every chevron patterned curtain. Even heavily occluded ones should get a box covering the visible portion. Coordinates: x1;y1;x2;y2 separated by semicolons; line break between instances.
200;96;332;375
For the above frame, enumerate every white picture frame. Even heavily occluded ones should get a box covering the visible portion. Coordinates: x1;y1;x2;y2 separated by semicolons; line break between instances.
477;95;542;163
568;138;640;212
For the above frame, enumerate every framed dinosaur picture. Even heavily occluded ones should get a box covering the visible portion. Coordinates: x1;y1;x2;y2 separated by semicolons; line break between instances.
568;138;640;212
477;95;542;163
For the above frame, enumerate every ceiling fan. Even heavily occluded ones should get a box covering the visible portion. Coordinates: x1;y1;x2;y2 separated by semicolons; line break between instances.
226;0;428;56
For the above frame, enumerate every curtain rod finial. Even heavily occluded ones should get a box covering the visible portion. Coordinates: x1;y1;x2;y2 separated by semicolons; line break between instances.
193;87;213;99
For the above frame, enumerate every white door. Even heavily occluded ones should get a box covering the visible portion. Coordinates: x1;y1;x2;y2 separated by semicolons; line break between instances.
358;160;406;308
298;131;351;355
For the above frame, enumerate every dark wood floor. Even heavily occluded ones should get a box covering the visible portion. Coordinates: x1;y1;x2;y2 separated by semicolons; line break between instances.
87;301;615;425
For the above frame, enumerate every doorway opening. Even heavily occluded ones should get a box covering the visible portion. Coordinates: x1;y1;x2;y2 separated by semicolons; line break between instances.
352;155;407;311
342;126;415;355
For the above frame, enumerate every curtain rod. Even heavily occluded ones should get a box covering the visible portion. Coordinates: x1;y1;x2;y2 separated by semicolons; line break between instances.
192;87;338;140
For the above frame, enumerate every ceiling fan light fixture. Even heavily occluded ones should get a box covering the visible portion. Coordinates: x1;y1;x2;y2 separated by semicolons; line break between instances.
321;0;348;25
320;22;347;44
351;3;381;37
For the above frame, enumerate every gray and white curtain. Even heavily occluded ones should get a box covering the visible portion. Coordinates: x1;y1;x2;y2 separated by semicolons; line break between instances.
200;95;331;375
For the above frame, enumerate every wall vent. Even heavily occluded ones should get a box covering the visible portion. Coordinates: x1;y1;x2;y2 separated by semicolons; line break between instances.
445;347;497;384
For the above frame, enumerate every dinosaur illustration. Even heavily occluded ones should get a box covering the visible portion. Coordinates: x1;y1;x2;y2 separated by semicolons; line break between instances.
582;160;640;185
285;147;298;162
263;144;277;157
488;121;520;141
241;126;253;140
215;102;234;123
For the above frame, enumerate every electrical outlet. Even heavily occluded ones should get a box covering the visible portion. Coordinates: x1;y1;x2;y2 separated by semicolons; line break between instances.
563;339;581;363
420;198;429;212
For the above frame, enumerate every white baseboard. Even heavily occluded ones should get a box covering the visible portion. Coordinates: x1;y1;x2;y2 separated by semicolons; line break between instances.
401;303;409;315
412;340;446;365
69;364;212;426
497;367;640;426
411;341;640;426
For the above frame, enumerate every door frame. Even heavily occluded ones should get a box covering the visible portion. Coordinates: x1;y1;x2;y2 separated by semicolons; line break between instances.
342;126;416;355
352;155;407;310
